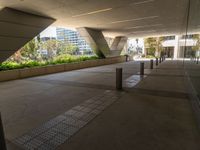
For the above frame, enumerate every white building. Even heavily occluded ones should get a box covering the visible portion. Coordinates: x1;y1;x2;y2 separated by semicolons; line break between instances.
162;35;198;59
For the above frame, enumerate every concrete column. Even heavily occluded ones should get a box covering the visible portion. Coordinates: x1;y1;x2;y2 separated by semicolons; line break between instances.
174;35;180;59
110;36;128;56
77;27;110;58
0;8;55;63
77;27;128;58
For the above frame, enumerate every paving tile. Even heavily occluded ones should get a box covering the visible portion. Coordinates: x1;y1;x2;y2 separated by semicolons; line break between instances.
12;90;121;150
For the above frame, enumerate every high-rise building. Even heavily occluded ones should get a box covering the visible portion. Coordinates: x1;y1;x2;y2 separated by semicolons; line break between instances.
56;28;91;52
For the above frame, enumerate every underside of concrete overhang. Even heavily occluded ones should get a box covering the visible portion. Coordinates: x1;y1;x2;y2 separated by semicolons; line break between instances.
1;0;200;38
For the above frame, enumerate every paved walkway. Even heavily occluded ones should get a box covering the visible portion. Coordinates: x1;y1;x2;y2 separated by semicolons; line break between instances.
0;60;199;150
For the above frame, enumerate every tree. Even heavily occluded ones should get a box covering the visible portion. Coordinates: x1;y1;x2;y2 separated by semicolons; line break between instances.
155;37;164;57
144;37;156;56
20;38;39;60
40;39;59;59
7;50;22;63
144;37;164;57
192;34;200;57
58;43;79;55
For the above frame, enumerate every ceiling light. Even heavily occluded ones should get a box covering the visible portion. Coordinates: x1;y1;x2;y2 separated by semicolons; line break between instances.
125;24;163;29
111;16;158;24
87;8;112;15
130;30;156;34
134;0;155;5
72;8;112;18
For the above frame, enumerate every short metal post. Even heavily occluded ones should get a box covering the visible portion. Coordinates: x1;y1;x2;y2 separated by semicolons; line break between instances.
0;113;7;150
150;59;153;69
116;68;122;90
159;57;162;63
197;57;199;64
161;57;164;62
125;55;129;62
140;62;144;75
156;58;158;66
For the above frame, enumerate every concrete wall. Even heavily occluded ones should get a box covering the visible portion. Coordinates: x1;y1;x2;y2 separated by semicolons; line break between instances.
0;56;126;82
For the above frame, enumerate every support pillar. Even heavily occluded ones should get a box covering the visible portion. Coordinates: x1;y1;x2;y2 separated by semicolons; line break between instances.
0;8;55;63
174;35;180;59
77;27;110;58
77;27;128;58
110;36;128;56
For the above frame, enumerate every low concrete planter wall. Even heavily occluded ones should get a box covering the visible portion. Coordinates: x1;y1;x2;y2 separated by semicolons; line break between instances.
0;56;126;82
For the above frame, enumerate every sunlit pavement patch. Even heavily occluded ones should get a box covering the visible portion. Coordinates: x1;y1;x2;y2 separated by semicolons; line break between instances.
136;69;152;75
13;90;124;150
125;75;147;88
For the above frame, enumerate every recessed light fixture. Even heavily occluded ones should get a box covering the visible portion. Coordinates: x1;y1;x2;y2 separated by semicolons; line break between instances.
125;24;163;30
130;30;156;34
72;8;112;18
134;0;155;5
111;16;158;24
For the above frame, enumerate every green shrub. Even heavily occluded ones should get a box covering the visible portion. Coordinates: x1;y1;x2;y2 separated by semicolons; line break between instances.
0;55;99;71
145;55;155;58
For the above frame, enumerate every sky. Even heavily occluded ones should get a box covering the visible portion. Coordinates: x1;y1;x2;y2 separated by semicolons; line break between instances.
40;26;57;38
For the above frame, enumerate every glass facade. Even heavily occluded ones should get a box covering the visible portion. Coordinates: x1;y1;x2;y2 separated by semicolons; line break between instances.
181;0;200;114
56;28;92;52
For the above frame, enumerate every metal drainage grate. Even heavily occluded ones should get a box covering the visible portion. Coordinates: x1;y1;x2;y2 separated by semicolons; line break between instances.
13;90;124;150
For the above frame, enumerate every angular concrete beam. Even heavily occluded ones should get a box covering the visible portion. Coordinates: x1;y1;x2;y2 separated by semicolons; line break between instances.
110;36;128;56
77;27;110;58
111;36;128;51
0;8;55;63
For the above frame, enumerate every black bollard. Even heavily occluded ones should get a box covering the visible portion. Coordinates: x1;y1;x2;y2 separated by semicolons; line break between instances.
150;59;153;69
159;57;162;63
140;62;144;75
116;68;122;90
125;55;128;62
0;113;7;150
156;58;159;66
197;57;199;64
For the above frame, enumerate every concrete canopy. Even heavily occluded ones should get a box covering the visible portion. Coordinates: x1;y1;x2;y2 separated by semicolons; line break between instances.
0;0;199;38
0;8;55;63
